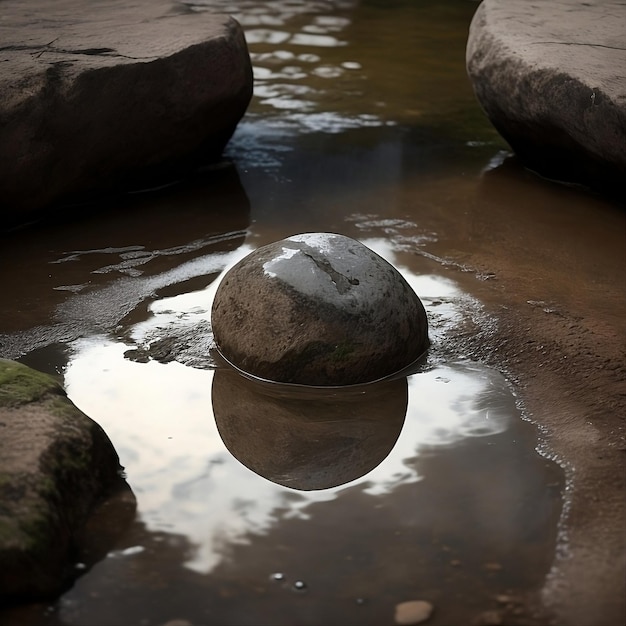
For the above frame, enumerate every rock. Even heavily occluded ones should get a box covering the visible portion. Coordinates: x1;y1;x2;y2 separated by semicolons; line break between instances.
466;0;626;198
394;600;434;625
0;0;253;223
212;367;408;490
211;233;429;386
124;320;218;369
0;359;128;602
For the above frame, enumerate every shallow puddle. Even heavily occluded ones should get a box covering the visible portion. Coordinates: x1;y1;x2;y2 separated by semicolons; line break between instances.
0;232;565;625
5;0;621;624
4;334;565;626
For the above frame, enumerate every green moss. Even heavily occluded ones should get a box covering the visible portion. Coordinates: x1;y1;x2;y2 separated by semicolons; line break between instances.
0;476;52;554
47;438;92;479
0;516;19;545
48;396;80;421
19;507;57;553
35;475;59;502
0;360;62;408
331;341;356;362
0;471;11;490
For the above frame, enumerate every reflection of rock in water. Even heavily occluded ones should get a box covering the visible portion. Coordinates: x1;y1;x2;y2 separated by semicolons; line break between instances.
76;483;137;572
212;368;407;490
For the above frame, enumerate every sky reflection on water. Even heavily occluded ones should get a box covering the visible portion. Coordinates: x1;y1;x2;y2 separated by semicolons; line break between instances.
63;239;516;576
65;341;515;575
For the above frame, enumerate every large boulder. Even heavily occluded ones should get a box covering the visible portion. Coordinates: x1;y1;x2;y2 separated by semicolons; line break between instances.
466;0;626;197
211;233;429;386
0;0;253;223
0;359;129;603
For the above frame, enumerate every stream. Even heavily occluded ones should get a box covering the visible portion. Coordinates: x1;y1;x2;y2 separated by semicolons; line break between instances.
4;1;619;624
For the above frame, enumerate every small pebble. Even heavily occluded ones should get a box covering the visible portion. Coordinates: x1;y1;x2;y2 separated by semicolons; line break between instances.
471;610;503;626
394;600;434;625
292;580;307;591
484;562;503;571
270;572;285;582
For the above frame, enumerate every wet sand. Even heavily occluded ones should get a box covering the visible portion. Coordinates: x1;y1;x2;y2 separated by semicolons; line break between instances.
428;160;626;626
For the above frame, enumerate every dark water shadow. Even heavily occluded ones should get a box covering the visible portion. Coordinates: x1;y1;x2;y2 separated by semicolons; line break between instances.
0;480;137;617
0;163;251;360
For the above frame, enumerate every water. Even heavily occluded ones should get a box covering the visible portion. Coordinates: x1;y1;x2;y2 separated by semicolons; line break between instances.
3;0;623;624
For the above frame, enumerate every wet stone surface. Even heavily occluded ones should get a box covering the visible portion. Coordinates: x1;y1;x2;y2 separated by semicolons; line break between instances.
0;0;253;221
467;0;626;197
0;359;129;603
211;233;429;385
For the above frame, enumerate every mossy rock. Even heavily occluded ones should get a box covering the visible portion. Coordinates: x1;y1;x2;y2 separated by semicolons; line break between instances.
0;358;61;407
0;359;128;603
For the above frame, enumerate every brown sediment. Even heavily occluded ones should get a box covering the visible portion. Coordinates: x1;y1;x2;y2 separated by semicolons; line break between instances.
426;174;626;626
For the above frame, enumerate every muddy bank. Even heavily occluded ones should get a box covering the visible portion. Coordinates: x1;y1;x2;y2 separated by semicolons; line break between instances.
428;160;626;626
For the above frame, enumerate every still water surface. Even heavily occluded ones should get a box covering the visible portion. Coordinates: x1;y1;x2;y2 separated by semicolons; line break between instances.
0;1;585;624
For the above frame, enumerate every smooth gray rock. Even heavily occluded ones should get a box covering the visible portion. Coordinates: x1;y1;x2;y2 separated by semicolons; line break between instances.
0;359;129;602
0;0;253;222
211;233;429;386
467;0;626;198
